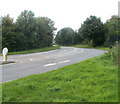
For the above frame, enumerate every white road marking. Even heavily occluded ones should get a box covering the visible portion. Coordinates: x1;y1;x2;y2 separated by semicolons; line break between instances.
44;60;70;67
44;63;56;67
58;60;70;64
30;59;33;61
73;48;77;51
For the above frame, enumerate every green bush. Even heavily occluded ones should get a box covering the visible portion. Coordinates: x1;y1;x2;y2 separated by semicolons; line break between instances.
108;42;120;65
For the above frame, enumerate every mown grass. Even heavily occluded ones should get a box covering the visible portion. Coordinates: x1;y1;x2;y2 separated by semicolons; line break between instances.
2;53;118;102
68;45;109;51
7;46;60;55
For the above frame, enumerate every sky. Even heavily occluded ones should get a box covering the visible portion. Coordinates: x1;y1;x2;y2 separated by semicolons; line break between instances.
0;0;119;32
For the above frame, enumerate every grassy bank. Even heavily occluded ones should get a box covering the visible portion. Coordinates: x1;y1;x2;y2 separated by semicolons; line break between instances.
2;53;118;102
7;46;60;55
67;45;109;51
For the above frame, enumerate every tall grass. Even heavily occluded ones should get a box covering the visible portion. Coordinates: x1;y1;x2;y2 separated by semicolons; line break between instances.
108;42;120;65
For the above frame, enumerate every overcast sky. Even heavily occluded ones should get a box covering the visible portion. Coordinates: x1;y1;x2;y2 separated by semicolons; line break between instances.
0;0;119;32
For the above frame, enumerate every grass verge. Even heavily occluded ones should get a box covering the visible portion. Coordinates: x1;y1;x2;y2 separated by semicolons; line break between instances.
67;45;109;51
7;46;60;55
2;54;118;102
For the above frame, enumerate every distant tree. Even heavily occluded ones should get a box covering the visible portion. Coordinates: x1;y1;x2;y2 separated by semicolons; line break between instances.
78;15;105;46
104;15;120;47
73;31;83;45
55;27;75;46
35;17;56;48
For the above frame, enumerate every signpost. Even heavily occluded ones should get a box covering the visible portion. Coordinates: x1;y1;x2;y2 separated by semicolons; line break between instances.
2;47;8;61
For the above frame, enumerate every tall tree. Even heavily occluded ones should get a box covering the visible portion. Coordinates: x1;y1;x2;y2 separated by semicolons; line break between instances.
35;17;56;48
104;15;120;47
2;15;17;52
78;15;105;46
16;10;36;50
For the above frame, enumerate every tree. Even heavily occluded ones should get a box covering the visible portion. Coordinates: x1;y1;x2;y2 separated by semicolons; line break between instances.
16;10;36;50
2;15;17;52
104;15;120;47
73;30;83;45
1;10;57;52
55;27;75;46
78;16;105;46
35;17;56;48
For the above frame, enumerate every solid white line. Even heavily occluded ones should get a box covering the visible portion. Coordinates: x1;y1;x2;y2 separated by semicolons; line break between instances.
58;60;70;64
44;63;56;67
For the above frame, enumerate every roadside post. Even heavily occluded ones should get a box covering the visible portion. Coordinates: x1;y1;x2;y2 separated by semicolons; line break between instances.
2;47;8;61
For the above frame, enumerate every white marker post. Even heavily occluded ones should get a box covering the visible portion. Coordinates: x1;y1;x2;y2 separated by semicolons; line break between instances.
2;48;8;61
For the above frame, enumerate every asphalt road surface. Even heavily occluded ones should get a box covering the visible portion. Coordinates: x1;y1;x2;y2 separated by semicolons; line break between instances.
1;47;106;83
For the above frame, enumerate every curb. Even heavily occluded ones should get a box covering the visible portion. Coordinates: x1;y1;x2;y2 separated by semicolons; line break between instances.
0;61;15;65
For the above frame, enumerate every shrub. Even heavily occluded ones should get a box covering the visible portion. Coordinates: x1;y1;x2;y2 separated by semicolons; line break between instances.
108;42;120;65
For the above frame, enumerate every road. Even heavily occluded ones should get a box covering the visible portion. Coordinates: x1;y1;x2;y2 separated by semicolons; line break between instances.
1;47;105;83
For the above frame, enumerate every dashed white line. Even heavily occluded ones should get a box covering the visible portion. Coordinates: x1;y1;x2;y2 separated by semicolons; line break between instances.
81;49;84;52
44;63;56;67
30;59;33;61
58;60;70;64
73;48;77;51
44;60;71;67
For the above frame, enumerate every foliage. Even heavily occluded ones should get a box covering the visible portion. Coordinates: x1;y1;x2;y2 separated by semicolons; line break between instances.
108;42;120;65
35;17;56;48
1;10;56;52
1;12;119;52
2;54;118;102
16;10;36;50
78;16;105;47
2;15;17;52
55;27;82;46
104;16;120;47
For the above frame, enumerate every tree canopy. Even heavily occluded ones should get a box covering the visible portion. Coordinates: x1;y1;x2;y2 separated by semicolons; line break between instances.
104;15;120;47
1;10;119;51
78;16;105;46
1;10;56;52
55;27;76;46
